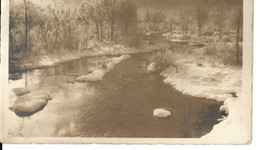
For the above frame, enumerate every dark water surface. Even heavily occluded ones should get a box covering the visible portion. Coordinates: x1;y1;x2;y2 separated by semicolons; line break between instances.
12;52;222;138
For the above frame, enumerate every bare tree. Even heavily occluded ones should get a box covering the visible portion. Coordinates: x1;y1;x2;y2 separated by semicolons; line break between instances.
23;0;29;56
117;0;139;46
217;10;223;39
236;5;242;65
47;6;61;47
196;1;208;37
38;9;55;49
151;11;165;31
103;0;118;41
215;0;227;39
180;6;190;37
78;3;90;48
89;3;106;42
144;10;151;31
168;17;177;36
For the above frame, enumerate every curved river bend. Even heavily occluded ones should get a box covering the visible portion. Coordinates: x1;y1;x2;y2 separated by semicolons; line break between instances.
10;52;222;138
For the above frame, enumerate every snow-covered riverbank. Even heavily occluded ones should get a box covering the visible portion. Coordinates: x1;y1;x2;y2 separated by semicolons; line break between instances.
158;46;245;140
76;55;130;82
13;41;157;72
6;53;133;137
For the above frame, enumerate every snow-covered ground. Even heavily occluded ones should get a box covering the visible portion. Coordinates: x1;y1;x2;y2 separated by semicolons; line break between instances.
162;32;186;43
20;40;157;71
153;45;244;139
162;31;222;45
5;32;246;141
76;55;130;82
28;43;130;68
6;51;133;138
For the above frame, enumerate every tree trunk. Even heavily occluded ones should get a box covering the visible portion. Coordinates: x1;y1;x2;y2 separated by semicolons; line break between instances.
85;28;88;49
28;26;31;51
10;32;13;53
100;25;103;42
236;7;242;65
96;23;100;41
24;0;28;57
111;18;114;41
219;10;223;39
108;24;110;41
28;14;31;52
44;33;48;49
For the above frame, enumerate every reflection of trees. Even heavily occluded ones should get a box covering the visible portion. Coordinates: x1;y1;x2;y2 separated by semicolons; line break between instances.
33;58;94;76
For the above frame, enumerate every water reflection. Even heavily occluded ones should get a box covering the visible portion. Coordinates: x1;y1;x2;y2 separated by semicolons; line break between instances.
8;54;222;138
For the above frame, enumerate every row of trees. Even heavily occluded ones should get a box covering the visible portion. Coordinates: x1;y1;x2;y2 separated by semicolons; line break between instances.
144;11;166;31
141;0;242;65
9;0;139;61
142;0;243;40
84;0;139;43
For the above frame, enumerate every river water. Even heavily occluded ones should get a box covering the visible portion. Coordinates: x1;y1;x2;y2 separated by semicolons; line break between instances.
9;51;222;138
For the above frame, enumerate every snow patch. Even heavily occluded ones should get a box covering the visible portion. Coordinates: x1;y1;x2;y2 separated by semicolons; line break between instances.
146;32;151;36
93;44;127;55
219;105;229;116
76;55;130;82
161;62;241;102
39;55;58;66
153;108;171;118
76;69;105;82
147;62;156;72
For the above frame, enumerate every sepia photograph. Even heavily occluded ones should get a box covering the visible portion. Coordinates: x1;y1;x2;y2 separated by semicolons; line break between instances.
0;0;252;144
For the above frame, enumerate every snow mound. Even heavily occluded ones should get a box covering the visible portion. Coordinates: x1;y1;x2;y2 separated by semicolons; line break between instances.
76;69;105;82
161;62;241;102
10;90;52;117
146;32;151;36
147;62;156;72
219;105;229;116
76;55;130;82
10;99;48;116
39;55;58;66
153;108;171;118
12;87;30;96
201;97;246;141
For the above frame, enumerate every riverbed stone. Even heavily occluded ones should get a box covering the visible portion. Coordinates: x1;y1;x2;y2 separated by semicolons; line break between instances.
153;108;171;118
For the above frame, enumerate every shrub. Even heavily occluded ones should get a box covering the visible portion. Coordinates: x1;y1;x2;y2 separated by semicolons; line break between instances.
203;31;214;36
149;49;177;71
203;42;243;66
222;36;234;42
96;56;109;69
203;45;217;56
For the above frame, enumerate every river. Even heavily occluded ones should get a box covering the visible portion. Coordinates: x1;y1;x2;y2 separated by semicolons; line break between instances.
8;33;222;138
